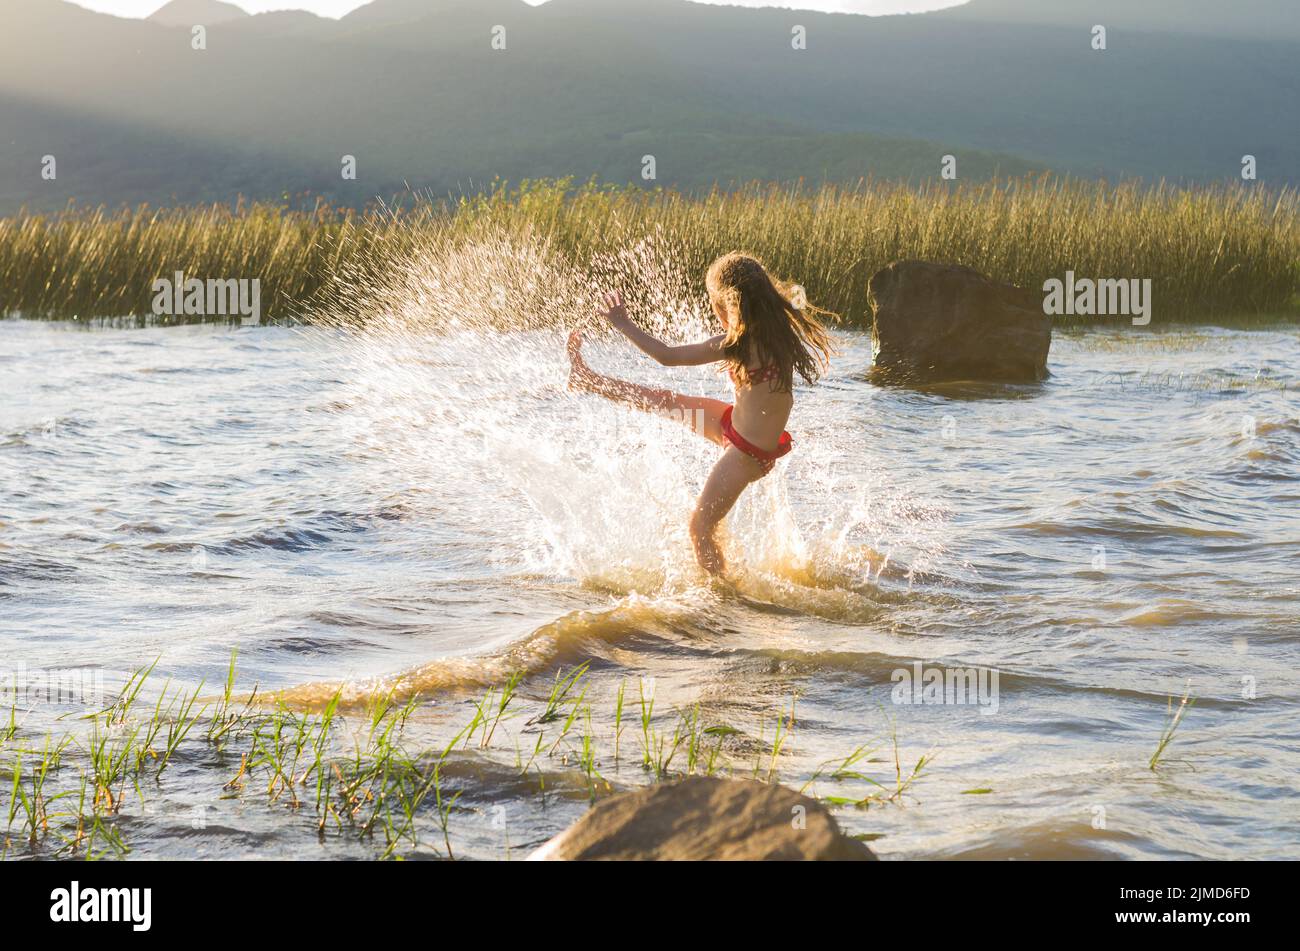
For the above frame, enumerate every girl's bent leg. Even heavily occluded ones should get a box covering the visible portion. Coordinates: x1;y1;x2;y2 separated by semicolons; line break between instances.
690;447;765;575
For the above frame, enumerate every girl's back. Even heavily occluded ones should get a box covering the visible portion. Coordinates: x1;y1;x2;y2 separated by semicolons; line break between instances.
729;362;793;451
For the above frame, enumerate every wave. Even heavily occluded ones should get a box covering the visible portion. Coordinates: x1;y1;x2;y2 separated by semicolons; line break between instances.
266;556;934;708
268;593;703;708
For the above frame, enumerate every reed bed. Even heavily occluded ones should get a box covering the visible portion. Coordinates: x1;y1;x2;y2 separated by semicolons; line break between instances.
1;177;1297;326
1;654;1196;860
0;657;919;860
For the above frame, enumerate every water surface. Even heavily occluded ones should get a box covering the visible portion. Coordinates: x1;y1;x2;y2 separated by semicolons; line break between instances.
2;315;1298;859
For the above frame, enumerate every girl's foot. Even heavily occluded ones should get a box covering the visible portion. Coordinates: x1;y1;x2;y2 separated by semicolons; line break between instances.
567;330;596;392
706;572;740;598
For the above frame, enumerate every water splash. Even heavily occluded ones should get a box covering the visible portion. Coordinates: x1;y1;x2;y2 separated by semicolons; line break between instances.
279;221;953;702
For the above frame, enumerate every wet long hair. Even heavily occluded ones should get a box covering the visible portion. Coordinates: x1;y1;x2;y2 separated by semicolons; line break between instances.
706;252;835;392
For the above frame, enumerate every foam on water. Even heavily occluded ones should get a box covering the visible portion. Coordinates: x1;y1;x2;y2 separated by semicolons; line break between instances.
254;225;954;702
315;226;944;591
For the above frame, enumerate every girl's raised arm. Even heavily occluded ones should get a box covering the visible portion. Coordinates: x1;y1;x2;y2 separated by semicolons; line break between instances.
599;290;725;367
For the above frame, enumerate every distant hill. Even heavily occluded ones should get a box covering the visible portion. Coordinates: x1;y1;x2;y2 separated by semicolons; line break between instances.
148;0;249;27
150;0;332;38
0;0;1294;213
224;10;330;37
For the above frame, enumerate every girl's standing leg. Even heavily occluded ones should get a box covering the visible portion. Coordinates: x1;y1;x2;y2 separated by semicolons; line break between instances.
569;331;762;576
689;447;765;575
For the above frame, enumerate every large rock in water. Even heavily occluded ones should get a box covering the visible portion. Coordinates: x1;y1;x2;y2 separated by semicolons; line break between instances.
528;776;876;861
868;260;1051;382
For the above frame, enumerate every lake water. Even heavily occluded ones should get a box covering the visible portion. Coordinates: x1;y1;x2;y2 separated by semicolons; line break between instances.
2;314;1298;860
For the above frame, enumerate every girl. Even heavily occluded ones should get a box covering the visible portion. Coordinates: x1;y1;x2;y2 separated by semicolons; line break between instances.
567;252;834;577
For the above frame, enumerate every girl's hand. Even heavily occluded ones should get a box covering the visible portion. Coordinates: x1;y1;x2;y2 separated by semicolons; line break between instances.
598;290;630;329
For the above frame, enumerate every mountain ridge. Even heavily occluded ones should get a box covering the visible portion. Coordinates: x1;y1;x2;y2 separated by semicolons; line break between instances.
148;0;250;27
0;0;1293;213
942;0;1300;43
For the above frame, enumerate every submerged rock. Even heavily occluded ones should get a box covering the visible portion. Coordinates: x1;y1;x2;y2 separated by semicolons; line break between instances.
868;260;1051;383
528;775;877;861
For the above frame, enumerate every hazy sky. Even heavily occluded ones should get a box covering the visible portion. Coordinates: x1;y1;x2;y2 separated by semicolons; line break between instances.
74;1;961;20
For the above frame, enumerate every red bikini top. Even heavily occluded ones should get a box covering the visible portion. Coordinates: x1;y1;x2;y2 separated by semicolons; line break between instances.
729;362;782;387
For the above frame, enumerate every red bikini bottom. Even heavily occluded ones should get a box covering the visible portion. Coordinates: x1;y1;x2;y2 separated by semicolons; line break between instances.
720;405;792;476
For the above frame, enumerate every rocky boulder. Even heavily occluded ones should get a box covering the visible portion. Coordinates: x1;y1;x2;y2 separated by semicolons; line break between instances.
528;775;877;861
867;260;1051;383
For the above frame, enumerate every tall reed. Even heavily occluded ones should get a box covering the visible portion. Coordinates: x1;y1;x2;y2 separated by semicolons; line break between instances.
1;178;1295;325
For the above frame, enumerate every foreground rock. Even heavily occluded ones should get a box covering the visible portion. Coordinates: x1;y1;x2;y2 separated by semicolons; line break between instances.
529;775;877;861
867;259;1051;383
